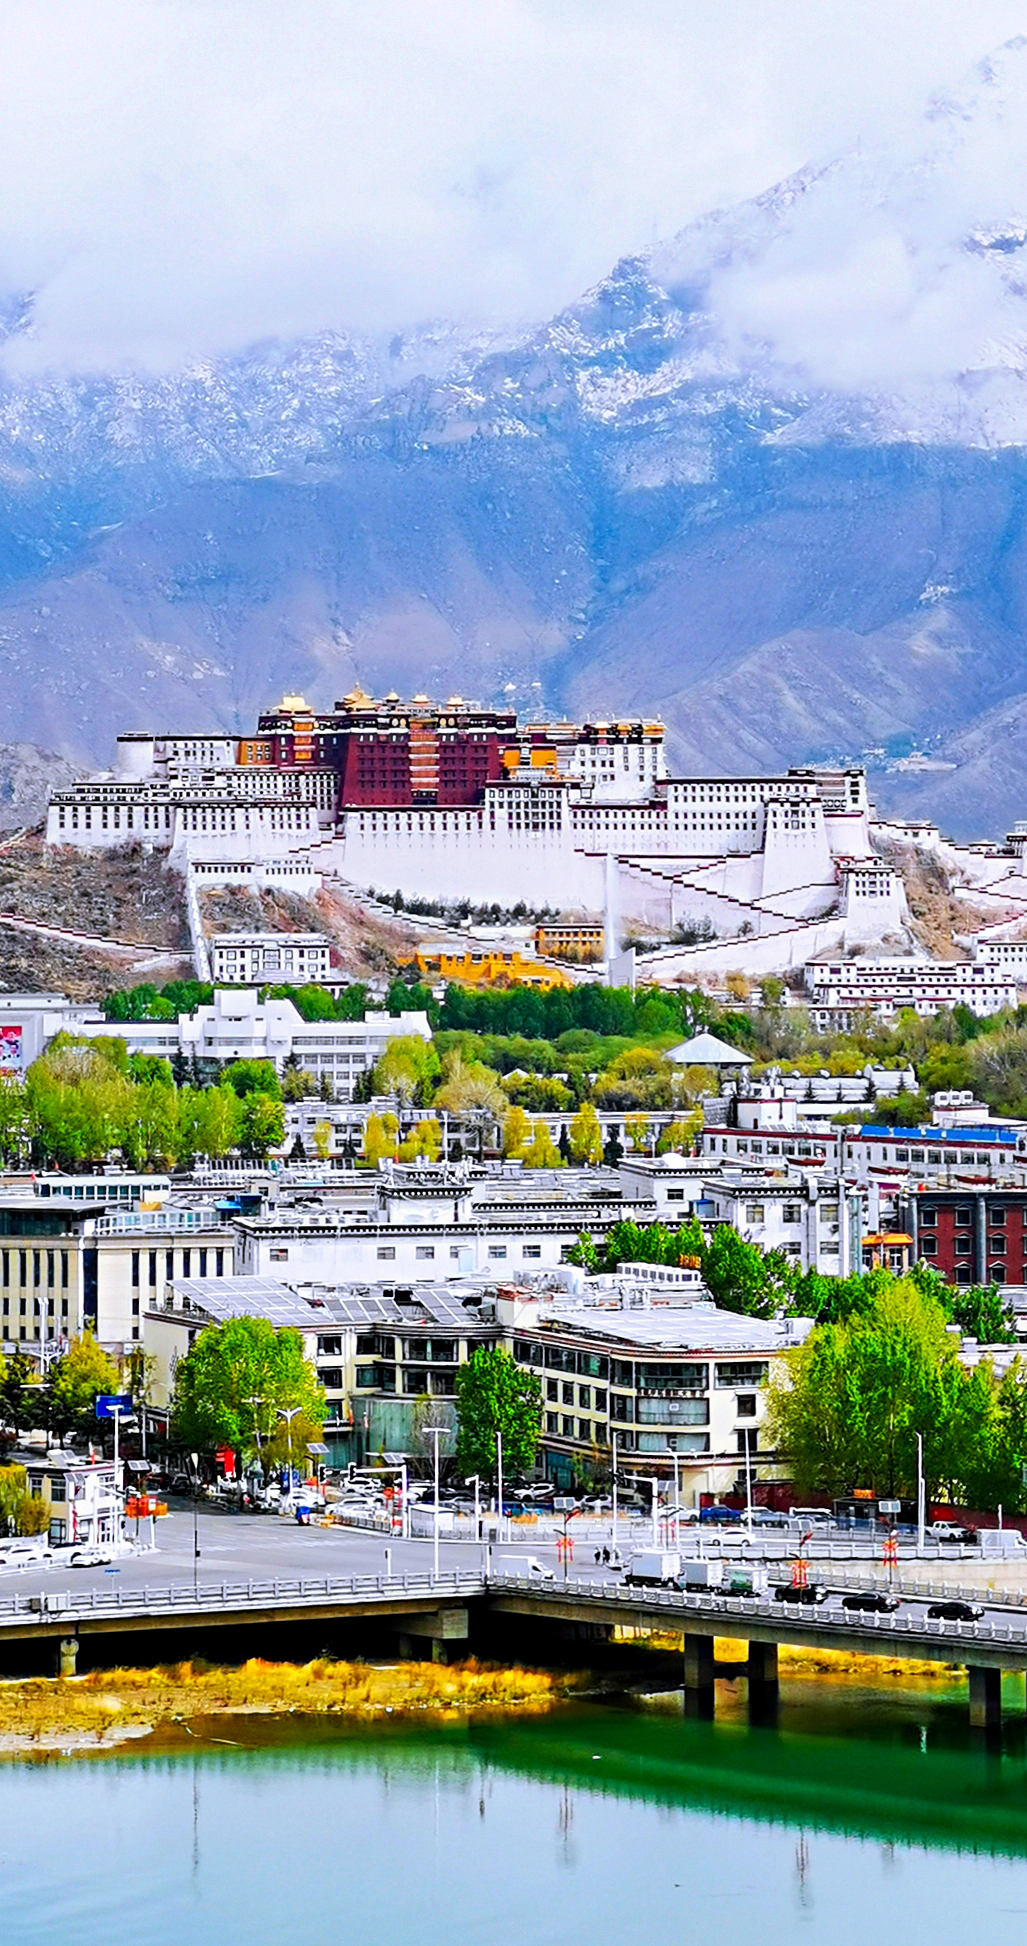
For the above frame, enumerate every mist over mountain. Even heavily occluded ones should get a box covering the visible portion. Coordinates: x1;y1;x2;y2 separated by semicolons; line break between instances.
9;35;1027;838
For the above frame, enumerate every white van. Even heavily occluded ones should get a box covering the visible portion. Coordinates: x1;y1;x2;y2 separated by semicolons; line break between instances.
0;1539;53;1570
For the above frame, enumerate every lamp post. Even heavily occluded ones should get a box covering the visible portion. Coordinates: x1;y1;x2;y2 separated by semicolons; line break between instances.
916;1431;926;1555
645;1474;660;1548
496;1428;504;1548
424;1425;449;1581
245;1392;265;1491
611;1431;618;1564
277;1406;302;1500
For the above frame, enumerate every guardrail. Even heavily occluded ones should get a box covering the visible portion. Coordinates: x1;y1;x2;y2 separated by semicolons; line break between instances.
489;1572;1027;1652
0;1569;485;1625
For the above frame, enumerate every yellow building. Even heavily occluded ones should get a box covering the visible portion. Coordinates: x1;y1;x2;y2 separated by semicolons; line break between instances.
398;949;575;991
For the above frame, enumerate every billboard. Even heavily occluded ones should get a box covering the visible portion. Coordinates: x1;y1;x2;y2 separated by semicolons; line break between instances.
0;1024;22;1073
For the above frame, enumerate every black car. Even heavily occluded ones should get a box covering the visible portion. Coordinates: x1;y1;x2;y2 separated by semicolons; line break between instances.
927;1599;984;1622
774;1582;828;1605
842;1591;900;1614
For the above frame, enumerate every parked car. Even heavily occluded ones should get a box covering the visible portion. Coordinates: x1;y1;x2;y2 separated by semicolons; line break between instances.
774;1582;828;1605
0;1540;53;1570
700;1505;741;1525
789;1507;832;1528
749;1508;791;1528
842;1591;900;1613
927;1599;984;1622
68;1545;115;1568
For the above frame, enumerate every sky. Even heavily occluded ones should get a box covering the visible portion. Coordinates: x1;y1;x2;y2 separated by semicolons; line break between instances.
2;0;1027;377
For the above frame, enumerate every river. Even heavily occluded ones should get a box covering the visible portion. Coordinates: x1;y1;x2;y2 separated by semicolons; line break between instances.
5;1671;1027;1944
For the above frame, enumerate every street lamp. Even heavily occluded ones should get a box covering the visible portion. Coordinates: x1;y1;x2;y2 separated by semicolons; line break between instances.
245;1393;266;1488
424;1425;450;1581
277;1406;302;1499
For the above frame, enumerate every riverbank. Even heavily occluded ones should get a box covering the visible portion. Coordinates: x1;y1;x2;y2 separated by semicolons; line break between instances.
0;1657;583;1755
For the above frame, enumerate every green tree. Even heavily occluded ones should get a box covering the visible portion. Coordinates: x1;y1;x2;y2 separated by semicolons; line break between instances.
372;1035;441;1106
950;1284;1017;1345
45;1335;122;1439
700;1226;795;1318
656;1111;703;1155
519;1119;564;1168
312;1119;332;1161
0;1350;41;1440
502;1105;532;1159
765;1279;965;1499
455;1346;543;1481
221;1059;282;1100
238;1092;285;1159
568;1102;603;1165
170;1316;325;1462
398;1117;442;1162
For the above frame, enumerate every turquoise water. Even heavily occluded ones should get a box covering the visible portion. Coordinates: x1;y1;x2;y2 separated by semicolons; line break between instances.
6;1679;1027;1945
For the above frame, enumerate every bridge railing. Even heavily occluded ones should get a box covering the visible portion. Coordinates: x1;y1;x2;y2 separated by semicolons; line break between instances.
489;1571;1027;1650
0;1569;485;1623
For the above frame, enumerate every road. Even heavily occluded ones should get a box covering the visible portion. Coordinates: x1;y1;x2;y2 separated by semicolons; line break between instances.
1;1505;1024;1637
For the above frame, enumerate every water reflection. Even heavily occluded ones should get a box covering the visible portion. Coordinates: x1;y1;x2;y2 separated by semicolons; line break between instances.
4;1679;1027;1946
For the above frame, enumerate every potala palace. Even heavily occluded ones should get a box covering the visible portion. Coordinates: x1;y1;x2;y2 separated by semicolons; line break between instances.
43;688;1027;982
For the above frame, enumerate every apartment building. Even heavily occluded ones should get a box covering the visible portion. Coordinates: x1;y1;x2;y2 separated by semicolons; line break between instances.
501;1279;812;1493
0;1199;234;1364
209;933;333;986
905;1187;1027;1286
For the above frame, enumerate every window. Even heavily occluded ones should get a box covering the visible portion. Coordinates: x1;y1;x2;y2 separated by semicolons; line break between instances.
578;1418;591;1441
166;1249;175;1281
919;1207;937;1228
737;1428;758;1454
270;1248;289;1263
377;1247;396;1261
546;1413;559;1434
744;1203;765;1224
356;1368;377;1388
594;1389;607;1412
782;1204;802;1224
990;1235;1006;1254
920;1236;937;1255
415;1246;435;1261
579;1386;591;1409
522;1244;541;1259
215;1249;224;1276
199;1249;207;1277
562;1416;575;1437
318;1336;342;1356
666;1189;684;1203
736;1394;757;1418
488;1246;507;1260
131;1251;139;1288
148;1250;157;1286
716;1361;769;1388
562;1382;574;1405
547;1379;558;1402
955;1235;971;1255
131;1297;140;1317
992;1206;1007;1225
955;1207;972;1225
610;1395;632;1422
992;1265;1007;1283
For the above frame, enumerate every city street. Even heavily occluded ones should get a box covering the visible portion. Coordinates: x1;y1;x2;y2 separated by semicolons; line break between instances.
1;1503;1025;1635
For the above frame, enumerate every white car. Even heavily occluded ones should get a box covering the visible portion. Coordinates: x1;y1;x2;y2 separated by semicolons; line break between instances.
68;1545;115;1568
0;1540;54;1570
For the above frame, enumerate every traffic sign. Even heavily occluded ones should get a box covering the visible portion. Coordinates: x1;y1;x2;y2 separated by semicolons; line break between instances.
553;1496;577;1512
878;1499;901;1514
95;1394;133;1419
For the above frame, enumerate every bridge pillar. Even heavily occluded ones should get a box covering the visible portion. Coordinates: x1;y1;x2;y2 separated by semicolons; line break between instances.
683;1633;715;1718
968;1665;1002;1731
57;1636;78;1679
746;1640;778;1723
390;1608;469;1665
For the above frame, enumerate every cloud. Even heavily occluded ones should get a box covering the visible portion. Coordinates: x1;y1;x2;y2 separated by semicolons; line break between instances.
707;35;1027;394
0;0;1025;373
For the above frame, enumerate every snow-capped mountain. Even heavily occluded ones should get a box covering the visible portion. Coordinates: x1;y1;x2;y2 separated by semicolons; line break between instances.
9;38;1027;835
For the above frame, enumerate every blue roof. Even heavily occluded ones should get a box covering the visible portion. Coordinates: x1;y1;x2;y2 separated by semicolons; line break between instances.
857;1126;1019;1144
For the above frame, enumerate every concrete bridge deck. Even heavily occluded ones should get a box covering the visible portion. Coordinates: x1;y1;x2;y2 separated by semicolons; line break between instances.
3;1564;1027;1725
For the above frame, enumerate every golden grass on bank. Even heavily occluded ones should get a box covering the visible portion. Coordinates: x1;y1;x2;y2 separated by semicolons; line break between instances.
622;1628;961;1683
0;1656;579;1753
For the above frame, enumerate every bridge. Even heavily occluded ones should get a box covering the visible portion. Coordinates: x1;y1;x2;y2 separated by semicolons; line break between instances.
3;1566;1027;1729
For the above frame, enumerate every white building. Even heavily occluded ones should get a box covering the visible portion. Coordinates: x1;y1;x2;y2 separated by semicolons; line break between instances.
88;989;432;1100
210;933;333;986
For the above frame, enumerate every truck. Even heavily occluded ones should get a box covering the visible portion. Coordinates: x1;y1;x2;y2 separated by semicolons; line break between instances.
721;1563;768;1598
680;1558;723;1590
979;1528;1026;1558
625;1550;682;1588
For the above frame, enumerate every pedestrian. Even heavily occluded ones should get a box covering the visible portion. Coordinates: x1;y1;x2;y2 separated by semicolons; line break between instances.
602;1545;610;1566
594;1547;601;1564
